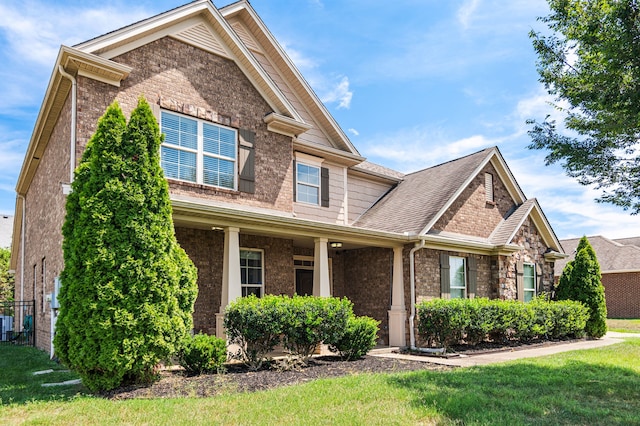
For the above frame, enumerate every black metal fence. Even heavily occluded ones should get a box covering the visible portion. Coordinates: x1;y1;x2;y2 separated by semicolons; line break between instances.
0;300;35;347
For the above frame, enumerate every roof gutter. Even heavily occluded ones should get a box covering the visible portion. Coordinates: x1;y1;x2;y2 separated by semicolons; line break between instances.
57;65;77;184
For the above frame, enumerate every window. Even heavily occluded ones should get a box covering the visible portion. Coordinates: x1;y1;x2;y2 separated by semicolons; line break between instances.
485;172;494;202
449;256;467;299
240;249;263;297
296;162;320;205
523;263;536;302
160;111;237;189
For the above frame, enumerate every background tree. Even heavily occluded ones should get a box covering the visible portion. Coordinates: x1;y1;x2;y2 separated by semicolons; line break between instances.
54;98;198;392
528;0;640;213
555;236;607;338
0;247;14;303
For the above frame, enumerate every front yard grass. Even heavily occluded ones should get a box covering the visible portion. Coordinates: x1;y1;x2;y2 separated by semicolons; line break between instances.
1;339;639;425
607;318;640;333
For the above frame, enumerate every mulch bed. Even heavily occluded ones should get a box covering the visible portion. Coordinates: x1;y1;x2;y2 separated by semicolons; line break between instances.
100;337;586;399
100;355;452;400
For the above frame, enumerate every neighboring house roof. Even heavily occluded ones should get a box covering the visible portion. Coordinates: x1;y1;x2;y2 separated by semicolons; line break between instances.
556;236;640;274
0;215;13;249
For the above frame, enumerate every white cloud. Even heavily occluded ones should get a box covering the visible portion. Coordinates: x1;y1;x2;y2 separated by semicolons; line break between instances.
320;76;353;109
348;128;359;136
457;0;481;29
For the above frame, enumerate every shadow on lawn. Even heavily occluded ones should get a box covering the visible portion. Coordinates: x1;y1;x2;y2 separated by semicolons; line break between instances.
387;361;640;425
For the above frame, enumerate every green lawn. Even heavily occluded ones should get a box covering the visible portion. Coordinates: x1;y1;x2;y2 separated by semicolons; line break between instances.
607;318;640;333
2;340;640;425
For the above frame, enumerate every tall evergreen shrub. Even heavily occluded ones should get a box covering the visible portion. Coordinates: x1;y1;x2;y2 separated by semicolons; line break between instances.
555;236;607;338
54;99;198;391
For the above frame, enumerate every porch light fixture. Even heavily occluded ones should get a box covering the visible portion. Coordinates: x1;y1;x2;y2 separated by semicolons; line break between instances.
330;241;343;249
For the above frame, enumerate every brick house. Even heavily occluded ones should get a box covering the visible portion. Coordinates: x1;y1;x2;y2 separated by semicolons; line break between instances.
10;0;565;355
556;236;640;319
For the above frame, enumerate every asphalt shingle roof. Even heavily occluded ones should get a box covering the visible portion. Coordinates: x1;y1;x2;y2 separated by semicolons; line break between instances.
353;148;493;235
489;198;536;245
556;235;640;274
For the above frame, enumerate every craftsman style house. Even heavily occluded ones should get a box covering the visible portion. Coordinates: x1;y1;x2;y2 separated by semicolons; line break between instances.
11;0;565;355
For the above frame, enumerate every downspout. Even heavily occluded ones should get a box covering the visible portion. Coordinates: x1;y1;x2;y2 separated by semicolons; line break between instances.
409;239;426;349
58;65;76;183
18;194;25;330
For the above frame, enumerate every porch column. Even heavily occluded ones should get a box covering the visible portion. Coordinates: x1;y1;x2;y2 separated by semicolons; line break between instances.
216;226;241;337
313;237;331;297
388;246;407;347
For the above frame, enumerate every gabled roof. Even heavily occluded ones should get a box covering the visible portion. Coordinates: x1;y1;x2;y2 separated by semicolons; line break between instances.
556;235;640;274
354;147;526;235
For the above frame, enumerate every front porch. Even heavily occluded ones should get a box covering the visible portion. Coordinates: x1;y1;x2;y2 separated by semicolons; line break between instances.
171;203;409;346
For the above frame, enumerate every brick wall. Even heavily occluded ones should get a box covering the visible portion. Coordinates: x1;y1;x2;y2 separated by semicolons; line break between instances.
602;272;640;318
500;217;554;299
432;163;515;238
413;248;495;303
76;37;294;213
18;95;72;352
341;247;392;344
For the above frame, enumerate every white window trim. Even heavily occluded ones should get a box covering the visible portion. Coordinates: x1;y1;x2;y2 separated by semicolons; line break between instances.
523;263;536;302
295;152;324;206
240;248;264;298
450;256;467;299
160;110;238;190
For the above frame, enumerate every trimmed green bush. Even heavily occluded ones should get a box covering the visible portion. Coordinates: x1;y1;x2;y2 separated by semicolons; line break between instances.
224;295;287;370
417;297;588;348
328;316;379;360
416;298;470;348
178;333;227;375
281;296;353;362
54;99;198;392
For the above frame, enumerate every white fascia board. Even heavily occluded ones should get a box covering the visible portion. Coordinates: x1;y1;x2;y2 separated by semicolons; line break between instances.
420;233;521;256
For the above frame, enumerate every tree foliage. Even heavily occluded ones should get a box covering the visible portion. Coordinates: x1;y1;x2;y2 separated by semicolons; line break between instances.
54;98;198;391
555;236;607;338
529;0;640;213
0;247;14;303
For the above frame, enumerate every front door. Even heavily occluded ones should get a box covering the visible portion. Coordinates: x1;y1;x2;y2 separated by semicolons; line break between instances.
295;269;314;296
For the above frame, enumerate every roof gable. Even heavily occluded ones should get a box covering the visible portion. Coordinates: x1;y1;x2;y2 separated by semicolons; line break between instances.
354;147;525;236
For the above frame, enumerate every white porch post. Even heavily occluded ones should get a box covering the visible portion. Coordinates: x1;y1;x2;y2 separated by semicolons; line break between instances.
216;226;241;337
388;246;407;347
313;237;331;297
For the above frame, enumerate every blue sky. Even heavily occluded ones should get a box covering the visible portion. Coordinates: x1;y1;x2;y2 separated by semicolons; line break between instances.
1;0;638;240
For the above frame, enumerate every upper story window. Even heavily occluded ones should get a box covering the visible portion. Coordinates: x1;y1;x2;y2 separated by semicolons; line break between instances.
449;256;467;299
294;152;330;207
160;111;237;190
523;263;536;302
296;163;320;205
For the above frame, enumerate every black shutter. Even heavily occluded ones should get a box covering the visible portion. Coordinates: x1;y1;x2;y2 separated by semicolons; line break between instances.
516;260;524;301
321;167;329;207
440;253;450;299
238;129;255;193
467;256;477;299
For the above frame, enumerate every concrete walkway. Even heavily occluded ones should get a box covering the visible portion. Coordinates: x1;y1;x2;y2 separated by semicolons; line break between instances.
370;332;640;368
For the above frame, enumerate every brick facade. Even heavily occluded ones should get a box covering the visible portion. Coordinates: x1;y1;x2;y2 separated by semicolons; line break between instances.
601;272;640;318
77;37;295;212
432;163;515;238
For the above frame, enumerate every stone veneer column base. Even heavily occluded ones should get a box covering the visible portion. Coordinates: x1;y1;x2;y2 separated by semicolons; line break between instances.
215;312;226;339
388;310;407;347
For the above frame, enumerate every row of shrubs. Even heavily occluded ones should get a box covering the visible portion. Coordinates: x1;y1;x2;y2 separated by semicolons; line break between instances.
417;297;589;348
178;295;380;373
